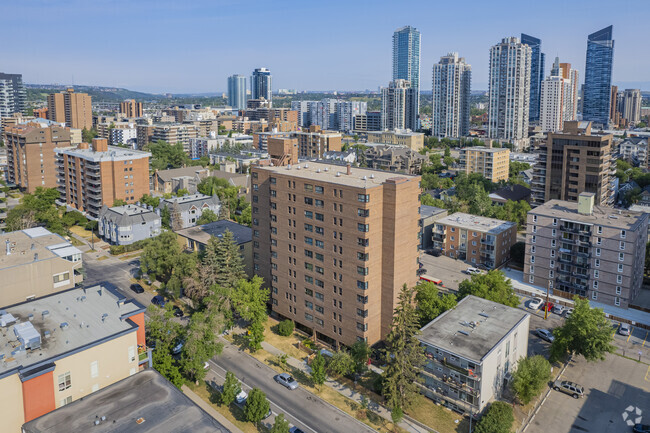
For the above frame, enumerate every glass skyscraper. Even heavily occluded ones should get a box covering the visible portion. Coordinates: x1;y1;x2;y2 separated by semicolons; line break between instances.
582;26;614;127
521;34;545;123
251;67;272;103
392;26;420;130
227;74;247;110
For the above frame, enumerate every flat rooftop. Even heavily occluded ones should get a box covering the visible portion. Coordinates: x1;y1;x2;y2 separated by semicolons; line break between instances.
176;220;252;246
55;145;150;162
109;204;154;216
420;205;447;219
22;370;230;433
437;212;516;234
368;129;424;137
162;193;213;204
0;228;82;271
255;161;418;188
462;146;509;153
419;295;529;362
531;200;646;231
0;286;142;378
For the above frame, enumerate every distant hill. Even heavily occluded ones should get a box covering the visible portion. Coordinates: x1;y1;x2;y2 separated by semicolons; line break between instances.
25;84;163;103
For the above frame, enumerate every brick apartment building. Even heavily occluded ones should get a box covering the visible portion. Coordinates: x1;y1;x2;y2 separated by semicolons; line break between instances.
119;99;143;118
3;123;72;192
524;192;648;308
530;121;616;207
294;126;342;159
54;138;151;217
251;162;420;347
433;213;517;269
459;146;510;182
367;129;424;151
46;88;92;130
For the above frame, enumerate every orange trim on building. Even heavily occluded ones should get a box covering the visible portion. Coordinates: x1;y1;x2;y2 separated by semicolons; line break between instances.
128;312;146;346
22;371;55;422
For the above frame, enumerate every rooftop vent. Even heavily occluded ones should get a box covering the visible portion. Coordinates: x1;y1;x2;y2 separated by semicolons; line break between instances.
14;322;41;350
27;314;34;321
101;313;109;322
458;330;469;336
316;169;321;173
336;172;341;177
44;330;51;339
370;174;375;179
478;312;489;318
1;313;17;327
324;167;329;172
42;310;49;319
60;322;69;330
362;176;367;181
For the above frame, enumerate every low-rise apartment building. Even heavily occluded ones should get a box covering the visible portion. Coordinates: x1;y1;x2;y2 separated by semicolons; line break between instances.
419;295;530;414
0;227;83;307
151;123;198;146
4;123;72;193
420;206;448;251
459;146;510;182
151;166;212;195
0;286;148;433
295;126;342;158
433;213;517;269
365;145;427;174
159;193;220;229
524;192;648;308
54;138;151;217
252;162;421;347
367;129;424;151
97;204;162;245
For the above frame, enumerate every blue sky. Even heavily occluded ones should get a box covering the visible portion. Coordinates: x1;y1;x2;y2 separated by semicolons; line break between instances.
2;0;649;93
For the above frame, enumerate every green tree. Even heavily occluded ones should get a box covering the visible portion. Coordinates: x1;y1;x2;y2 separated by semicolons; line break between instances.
146;140;190;170
327;350;354;377
270;414;290;433
140;231;195;287
152;349;184;388
247;320;265;352
231;276;269;324
81;127;98;143
382;285;425;412
391;405;404;425
457;270;519;307
350;340;371;374
474;401;514;433
179;312;224;381
244;388;270;424
113;199;127;206
550;297;615;363
139;194;161;208
415;282;457;327
175;188;190;197
220;371;241;406
511;355;552;404
146;306;184;387
196;208;219;225
276;319;295;337
160;206;171;229
509;161;531;178
213;230;247;289
311;352;327;388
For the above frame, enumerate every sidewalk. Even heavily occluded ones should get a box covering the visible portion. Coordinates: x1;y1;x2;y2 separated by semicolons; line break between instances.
260;341;432;433
181;384;245;433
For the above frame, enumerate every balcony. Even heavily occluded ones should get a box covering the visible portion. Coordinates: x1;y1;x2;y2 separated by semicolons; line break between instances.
480;238;495;246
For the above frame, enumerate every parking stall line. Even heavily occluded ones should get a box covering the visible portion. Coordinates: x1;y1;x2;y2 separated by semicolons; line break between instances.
645;366;650;382
643;331;648;347
627;331;633;343
612;323;620;337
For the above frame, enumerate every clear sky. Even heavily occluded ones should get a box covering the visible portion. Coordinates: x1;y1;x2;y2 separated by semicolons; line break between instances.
2;0;649;93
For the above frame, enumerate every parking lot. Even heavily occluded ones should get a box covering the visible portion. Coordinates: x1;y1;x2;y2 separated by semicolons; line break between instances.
527;353;650;433
418;253;474;291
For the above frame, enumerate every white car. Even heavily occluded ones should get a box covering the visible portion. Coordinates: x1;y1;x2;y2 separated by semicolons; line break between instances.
235;390;248;404
465;267;481;275
528;297;544;310
536;328;555;343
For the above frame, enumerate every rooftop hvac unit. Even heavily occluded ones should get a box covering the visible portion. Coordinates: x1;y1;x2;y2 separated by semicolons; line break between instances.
14;322;41;350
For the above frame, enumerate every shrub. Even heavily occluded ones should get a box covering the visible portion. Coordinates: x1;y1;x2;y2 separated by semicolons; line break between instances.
276;319;295;337
302;338;316;350
474;401;514;433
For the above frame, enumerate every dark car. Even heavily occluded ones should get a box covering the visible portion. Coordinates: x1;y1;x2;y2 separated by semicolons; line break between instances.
130;283;144;294
151;295;166;307
634;424;650;433
289;428;306;433
416;268;426;276
172;306;184;317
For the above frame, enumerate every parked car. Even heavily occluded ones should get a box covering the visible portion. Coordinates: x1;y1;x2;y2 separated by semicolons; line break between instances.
289;428;306;433
235;390;248;404
564;308;574;318
172;306;184;317
541;301;554;312
151;295;166;307
633;424;650;433
535;328;555;343
528;297;543;310
551;304;565;315
553;380;584;399
416;268;426;276
274;373;299;390
619;323;632;336
130;283;144;294
203;361;210;370
172;340;184;355
465;267;481;275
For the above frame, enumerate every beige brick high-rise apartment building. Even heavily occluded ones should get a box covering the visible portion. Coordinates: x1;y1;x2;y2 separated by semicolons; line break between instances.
47;88;92;130
119;99;143;118
251;162;420;347
459;146;510;182
54;138;151;217
4;123;72;193
524;193;648;308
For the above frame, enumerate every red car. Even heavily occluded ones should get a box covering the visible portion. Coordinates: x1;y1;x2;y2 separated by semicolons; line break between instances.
542;301;554;312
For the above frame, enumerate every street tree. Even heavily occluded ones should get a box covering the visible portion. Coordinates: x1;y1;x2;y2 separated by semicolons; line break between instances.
457;270;519;307
415;281;457;326
247;321;265;352
511;355;552;404
382;285;425;412
179;312;224;382
270;414;290;433
327;350;354;377
310;352;327;388
350;340;371;374
474;401;514;433
232;276;269;324
550;297;615;363
244;388;270;424
220;371;241;406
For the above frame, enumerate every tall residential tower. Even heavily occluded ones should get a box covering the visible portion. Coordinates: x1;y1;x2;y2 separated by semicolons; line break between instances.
393;26;421;130
381;79;417;131
431;53;471;138
228;75;248;111
582;26;614;127
0;73;26;120
251;68;272;104
521;34;545;123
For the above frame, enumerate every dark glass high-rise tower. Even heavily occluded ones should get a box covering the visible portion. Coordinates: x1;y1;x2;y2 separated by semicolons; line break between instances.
582;26;614;127
521;34;545;123
392;26;420;130
251;68;272;103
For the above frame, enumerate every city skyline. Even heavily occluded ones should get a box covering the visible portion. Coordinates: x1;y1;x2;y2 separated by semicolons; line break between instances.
1;0;649;94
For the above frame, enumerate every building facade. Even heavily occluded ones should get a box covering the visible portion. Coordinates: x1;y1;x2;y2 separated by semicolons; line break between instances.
419;296;530;414
433;213;517;269
530;121;616;207
291;101;316;127
459;146;510;182
4;123;72;193
582;26;614;127
0;73;26;120
47;88;92;130
520;34;545;123
97;204;162;245
293;126;342;159
431;53;471;138
381;79;417;131
366;129;424;151
228;75;248;110
540;59;579;133
54;138;151;217
119;99;143;118
488;37;531;149
393;26;420;129
621;89;642;125
251;68;272;103
251;162;421;347
158;193;220;229
524;193;648;308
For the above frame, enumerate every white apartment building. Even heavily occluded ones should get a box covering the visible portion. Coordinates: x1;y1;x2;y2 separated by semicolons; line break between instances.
381;79;417;131
540;59;579;133
432;52;471;138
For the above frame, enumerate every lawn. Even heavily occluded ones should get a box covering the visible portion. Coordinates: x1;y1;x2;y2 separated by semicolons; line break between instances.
406;395;469;433
262;317;308;360
69;225;94;240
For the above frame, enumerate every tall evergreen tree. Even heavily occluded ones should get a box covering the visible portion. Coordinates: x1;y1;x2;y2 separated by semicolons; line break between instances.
382;284;425;412
214;230;246;289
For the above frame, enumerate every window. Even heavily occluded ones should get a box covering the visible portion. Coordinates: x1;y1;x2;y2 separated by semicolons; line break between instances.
357;294;368;304
532;225;537;233
315;292;324;301
529;275;534;283
305;237;313;245
618;264;624;273
305;211;313;219
357;252;368;261
357;223;369;232
615;297;621;306
304;313;313;322
530;256;535;263
357;280;368;290
358;194;369;202
619;253;625;261
305;301;313;310
305;249;313;258
315;213;324;221
315;240;324;249
620;241;625;250
53;272;70;284
596;248;601;257
616;286;622;295
617;275;623;284
531;245;536;253
315;186;324;194
315;226;324;235
552;218;558;226
315;253;324;262
551;239;556;248
550;260;555;268
356;308;368;318
305;276;314;284
551;229;556;237
592;291;597;300
305;288;313;296
304;197;313;205
315;199;324;207
304;184;313;192
621;230;626;239
358;209;369;217
358;238;369;247
305;263;313;271
60;396;72;406
531;235;536;244
529;265;534;273
533;215;537;223
597;225;602;234
595;259;600;267
593;281;598;289
270;177;276;184
58;372;72;391
90;360;99;378
304;223;313;232
315;305;324;314
594;270;599;279
549;270;554;278
596;237;602;245
315;266;324;274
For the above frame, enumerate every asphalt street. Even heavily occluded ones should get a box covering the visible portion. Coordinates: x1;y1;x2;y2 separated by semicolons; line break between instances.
209;343;377;433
